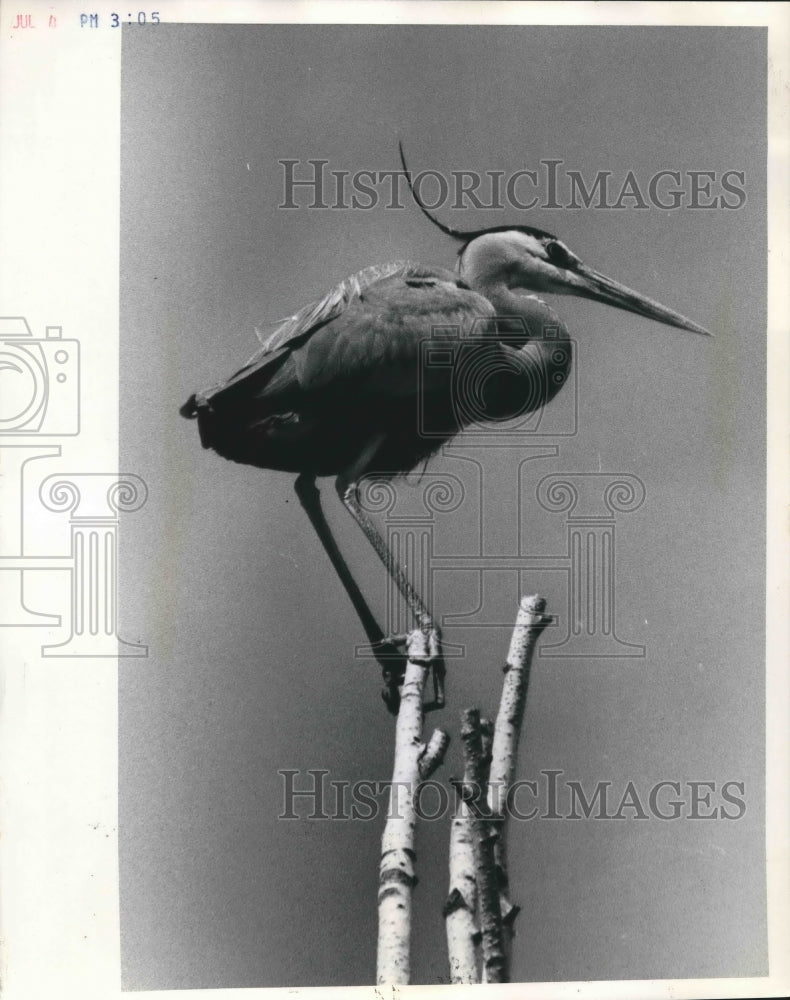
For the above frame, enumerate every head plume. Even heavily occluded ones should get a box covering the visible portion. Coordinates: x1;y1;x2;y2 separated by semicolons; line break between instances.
398;140;558;250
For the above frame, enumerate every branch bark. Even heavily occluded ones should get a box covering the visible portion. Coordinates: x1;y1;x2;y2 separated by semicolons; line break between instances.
444;731;481;983
443;712;493;983
487;594;550;975
377;628;448;984
459;708;505;983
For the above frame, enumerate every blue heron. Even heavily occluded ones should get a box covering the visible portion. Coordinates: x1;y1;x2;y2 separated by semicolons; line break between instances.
180;146;709;712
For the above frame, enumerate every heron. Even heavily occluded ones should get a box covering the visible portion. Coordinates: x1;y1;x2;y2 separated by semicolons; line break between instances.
180;145;709;713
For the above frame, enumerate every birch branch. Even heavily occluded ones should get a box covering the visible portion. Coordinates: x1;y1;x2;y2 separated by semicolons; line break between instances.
419;728;450;780
444;813;478;983
480;716;494;778
444;746;480;981
377;628;448;985
459;708;505;983
487;594;550;971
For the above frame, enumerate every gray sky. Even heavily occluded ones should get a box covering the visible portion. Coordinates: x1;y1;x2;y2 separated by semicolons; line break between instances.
120;25;766;988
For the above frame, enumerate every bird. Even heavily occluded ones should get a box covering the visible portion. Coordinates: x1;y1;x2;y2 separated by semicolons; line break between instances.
180;144;710;714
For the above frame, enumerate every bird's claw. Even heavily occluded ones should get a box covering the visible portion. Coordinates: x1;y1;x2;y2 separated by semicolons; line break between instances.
423;648;446;713
371;633;409;660
371;630;445;716
372;634;408;716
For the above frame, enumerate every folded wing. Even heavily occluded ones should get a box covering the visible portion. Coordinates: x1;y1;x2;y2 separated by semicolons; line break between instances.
205;261;495;411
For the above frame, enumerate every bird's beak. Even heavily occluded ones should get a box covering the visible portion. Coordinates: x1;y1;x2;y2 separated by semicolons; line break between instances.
566;262;711;336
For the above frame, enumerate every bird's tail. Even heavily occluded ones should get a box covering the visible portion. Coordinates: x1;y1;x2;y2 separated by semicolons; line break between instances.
180;394;199;419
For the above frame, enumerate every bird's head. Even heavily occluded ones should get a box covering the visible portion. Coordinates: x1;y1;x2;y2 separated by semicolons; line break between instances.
457;228;710;335
400;143;710;337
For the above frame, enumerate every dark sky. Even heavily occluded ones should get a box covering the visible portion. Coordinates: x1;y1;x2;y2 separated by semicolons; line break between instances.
119;24;766;989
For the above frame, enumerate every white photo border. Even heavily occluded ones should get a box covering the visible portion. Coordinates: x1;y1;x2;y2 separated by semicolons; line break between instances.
0;3;786;998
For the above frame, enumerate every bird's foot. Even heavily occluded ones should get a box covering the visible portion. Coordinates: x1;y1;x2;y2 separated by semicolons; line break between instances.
405;624;445;713
371;633;410;660
372;629;445;715
372;634;408;716
423;634;446;714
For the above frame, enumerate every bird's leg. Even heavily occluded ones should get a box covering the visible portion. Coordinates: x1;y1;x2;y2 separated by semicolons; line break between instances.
294;473;406;713
336;473;445;713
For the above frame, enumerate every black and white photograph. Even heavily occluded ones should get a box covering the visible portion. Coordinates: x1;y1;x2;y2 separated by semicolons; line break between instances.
0;3;788;998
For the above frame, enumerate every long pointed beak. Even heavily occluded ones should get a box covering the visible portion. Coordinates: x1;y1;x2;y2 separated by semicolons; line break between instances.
570;263;711;336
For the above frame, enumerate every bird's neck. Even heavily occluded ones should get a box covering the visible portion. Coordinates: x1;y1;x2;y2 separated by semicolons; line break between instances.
472;273;571;343
481;279;548;325
462;272;574;416
460;252;564;339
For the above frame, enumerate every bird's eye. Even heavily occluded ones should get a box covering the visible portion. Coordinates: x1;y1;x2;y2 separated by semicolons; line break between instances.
545;241;572;268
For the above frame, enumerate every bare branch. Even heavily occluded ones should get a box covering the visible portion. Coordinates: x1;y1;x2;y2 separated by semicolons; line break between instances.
419;728;450;780
444;795;478;984
487;594;550;975
460;708;506;983
444;730;480;983
377;628;445;984
480;716;494;779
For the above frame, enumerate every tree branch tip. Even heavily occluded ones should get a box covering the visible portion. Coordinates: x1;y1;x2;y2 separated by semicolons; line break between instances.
502;903;522;926
419;728;450;778
520;594;547;614
515;595;553;634
428;728;451;756
460;706;482;731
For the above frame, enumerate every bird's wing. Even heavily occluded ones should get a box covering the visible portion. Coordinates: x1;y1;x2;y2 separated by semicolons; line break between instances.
244;261;422;363
289;265;495;397
214;261;494;403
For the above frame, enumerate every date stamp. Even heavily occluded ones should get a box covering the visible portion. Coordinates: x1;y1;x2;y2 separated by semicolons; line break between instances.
8;10;162;30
